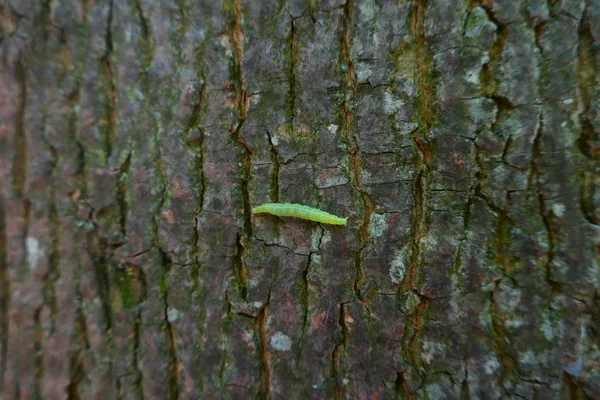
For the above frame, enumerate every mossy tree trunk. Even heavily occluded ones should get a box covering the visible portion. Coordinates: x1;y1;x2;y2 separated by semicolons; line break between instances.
1;0;599;398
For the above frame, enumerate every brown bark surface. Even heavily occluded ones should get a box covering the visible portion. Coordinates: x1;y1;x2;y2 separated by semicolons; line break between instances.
1;0;599;398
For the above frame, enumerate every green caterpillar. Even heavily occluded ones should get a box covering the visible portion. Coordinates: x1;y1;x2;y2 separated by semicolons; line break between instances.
252;203;348;225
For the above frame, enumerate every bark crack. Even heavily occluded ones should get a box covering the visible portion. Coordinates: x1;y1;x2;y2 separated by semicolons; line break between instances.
478;2;508;101
33;306;43;399
12;58;32;284
68;87;89;201
287;16;298;128
232;235;249;300
86;228;114;341
405;0;434;292
339;0;375;300
186;79;207;334
82;215;114;396
395;3;437;377
41;134;60;335
66;300;88;400
144;61;179;397
101;0;117;163
266;130;280;203
133;0;154;69
300;226;324;340
116;153;131;241
257;294;271;398
332;301;350;400
394;370;413;399
460;365;470;399
67;83;90;400
400;290;431;374
576;3;596;160
530;111;562;292
185;83;207;136
228;0;251;301
12;58;27;200
452;174;475;284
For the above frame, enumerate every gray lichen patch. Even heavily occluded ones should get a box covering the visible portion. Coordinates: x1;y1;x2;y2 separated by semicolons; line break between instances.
389;247;408;285
368;213;387;238
269;331;292;352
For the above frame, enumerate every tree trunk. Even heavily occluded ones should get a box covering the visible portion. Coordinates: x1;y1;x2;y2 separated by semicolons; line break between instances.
1;0;599;398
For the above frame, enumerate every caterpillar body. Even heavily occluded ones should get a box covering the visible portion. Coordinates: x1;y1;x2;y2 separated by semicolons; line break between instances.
252;203;347;225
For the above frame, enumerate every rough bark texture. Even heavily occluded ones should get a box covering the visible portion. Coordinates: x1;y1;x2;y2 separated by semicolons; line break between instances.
1;0;599;398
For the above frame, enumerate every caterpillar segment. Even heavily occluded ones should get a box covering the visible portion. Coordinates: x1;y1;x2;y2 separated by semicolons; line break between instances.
252;203;348;225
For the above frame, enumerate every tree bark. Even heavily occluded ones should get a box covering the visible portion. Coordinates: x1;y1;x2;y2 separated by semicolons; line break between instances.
1;0;599;398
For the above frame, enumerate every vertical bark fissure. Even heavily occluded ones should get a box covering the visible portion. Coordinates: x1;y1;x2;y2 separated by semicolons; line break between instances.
494;199;518;287
478;2;509;105
66;297;88;400
133;0;154;70
185;77;207;362
12;57;30;399
287;16;297;128
472;130;517;285
531;111;562;292
452;140;476;282
151;114;179;400
460;366;471;400
85;219;114;335
232;236;249;300
266;130;280;203
400;290;431;376
406;0;433;285
43;137;61;334
394;370;412;399
13;58;32;278
228;0;251;301
468;0;508;213
399;0;434;375
85;229;115;398
532;15;546;61
12;49;27;199
101;0;117;163
67;87;89;200
257;295;271;398
133;0;150;38
576;3;596;160
339;0;375;300
116;153;131;240
33;306;43;399
185;83;207;136
300;226;324;340
191;137;205;393
332;302;350;400
4;57;28;394
67;82;90;399
32;12;61;393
